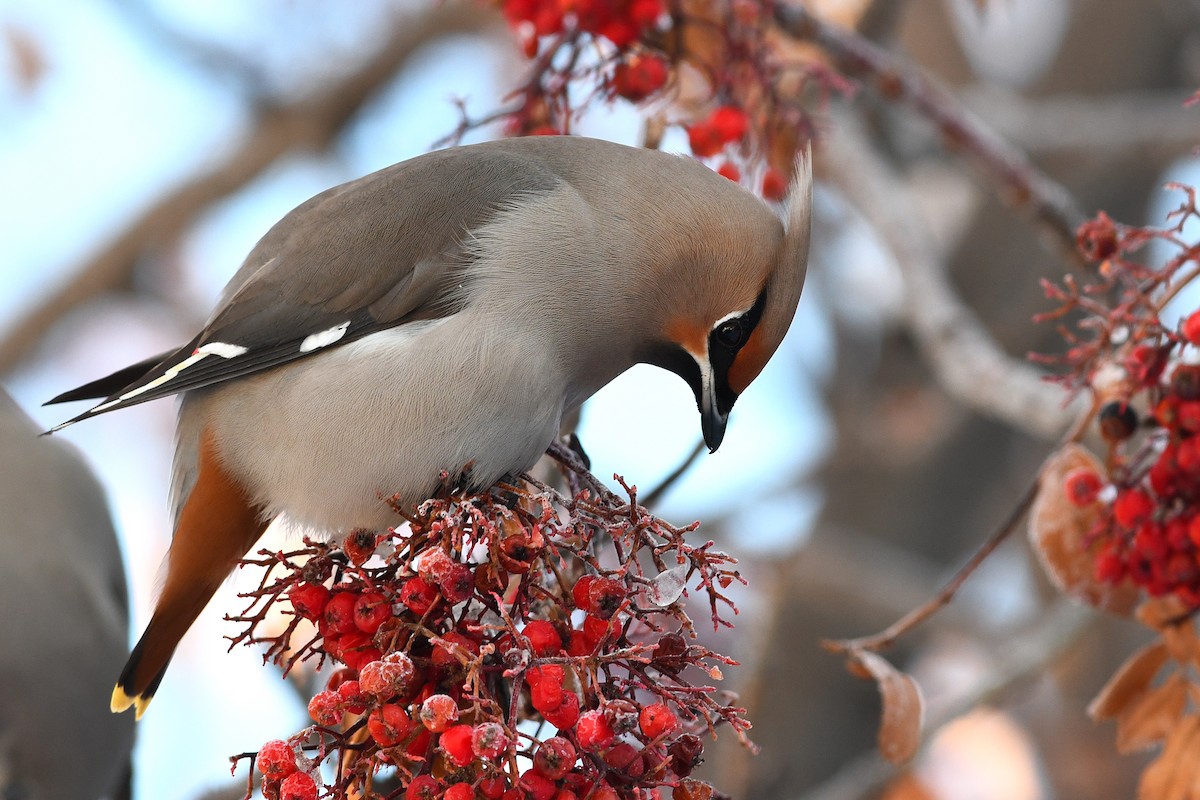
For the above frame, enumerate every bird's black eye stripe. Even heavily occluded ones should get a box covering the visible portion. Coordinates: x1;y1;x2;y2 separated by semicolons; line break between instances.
709;287;768;353
714;319;744;349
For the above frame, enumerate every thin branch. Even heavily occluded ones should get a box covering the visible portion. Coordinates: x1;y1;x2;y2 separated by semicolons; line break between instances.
774;2;1087;260
823;112;1082;440
642;439;706;507
0;3;502;373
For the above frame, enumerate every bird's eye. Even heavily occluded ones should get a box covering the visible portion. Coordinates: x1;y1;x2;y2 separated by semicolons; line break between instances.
714;319;744;349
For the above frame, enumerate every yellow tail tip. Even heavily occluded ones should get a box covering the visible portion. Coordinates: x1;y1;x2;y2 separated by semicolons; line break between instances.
110;685;150;720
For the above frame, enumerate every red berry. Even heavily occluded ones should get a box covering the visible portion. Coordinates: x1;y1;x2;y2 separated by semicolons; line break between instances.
541;690;581;730
289;583;331;621
437;562;476;604
519;769;559;800
1151;445;1181;498
1134;523;1169;561
612;53;669;102
354;591;391;634
629;0;663;27
279;771;317;800
1184;310;1200;346
1076;212;1119;261
440;723;477;767
405;775;441;800
761;167;787;201
687;121;724;158
638;702;678;739
432;630;481;670
479;776;509;799
420;694;460;732
668;734;704;777
717;162;741;182
585;578;627;619
336;680;367;714
1064;468;1104;507
598;17;637;48
708;106;748;143
400;576;439;616
603;742;645;778
528;665;565;713
1094;543;1126;584
575;709;615;750
256;739;297;780
533;736;576;780
523;620;563;656
1113;488;1154;529
472;721;511;760
583;614;620;648
322;592;359;636
343;529;381;565
444;784;475;800
1179;401;1200;434
360;655;416;699
571;575;598;609
335;631;379;672
367;703;412;747
308;690;344;727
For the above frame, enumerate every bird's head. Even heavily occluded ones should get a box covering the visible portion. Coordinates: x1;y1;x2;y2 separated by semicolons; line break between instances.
641;151;812;452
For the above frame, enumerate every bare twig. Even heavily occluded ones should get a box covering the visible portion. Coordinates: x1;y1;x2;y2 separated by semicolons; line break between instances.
823;113;1081;439
774;2;1087;260
822;478;1038;655
642;439;706;507
0;4;502;373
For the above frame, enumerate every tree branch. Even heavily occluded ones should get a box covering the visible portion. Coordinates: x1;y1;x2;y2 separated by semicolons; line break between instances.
822;113;1083;440
775;2;1087;261
0;3;502;374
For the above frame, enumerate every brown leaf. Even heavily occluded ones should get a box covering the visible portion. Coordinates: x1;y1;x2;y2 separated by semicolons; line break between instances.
1162;619;1200;669
1139;714;1200;800
851;650;924;765
1116;673;1188;754
1089;640;1169;722
1137;597;1192;631
1028;444;1138;614
3;24;46;93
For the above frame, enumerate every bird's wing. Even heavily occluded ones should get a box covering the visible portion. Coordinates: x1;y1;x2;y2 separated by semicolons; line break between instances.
49;144;565;430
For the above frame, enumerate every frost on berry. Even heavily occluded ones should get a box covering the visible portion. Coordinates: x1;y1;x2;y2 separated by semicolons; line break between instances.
228;461;747;799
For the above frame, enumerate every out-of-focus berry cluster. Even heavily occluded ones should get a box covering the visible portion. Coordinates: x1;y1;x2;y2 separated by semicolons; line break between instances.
1038;187;1200;608
229;468;749;799
468;0;847;200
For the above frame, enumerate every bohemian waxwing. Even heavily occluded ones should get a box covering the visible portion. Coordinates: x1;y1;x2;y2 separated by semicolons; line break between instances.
48;135;812;718
0;389;135;797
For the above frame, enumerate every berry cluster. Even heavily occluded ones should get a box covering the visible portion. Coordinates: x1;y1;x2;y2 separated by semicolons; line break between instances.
228;462;749;799
454;1;845;201
1041;190;1200;609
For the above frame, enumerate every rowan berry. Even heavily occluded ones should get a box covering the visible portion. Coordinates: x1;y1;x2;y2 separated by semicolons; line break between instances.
279;771;317;800
354;591;391;634
360;654;416;699
717;162;741;182
405;775;441;800
1064;468;1104;507
708;106;748;143
289;583;331;621
343;529;380;565
432;630;481;670
440;723;477;767
571;575;598;609
368;703;412;747
1113;488;1154;529
612;53;669;102
523;620;563;656
761;168;788;201
1099;401;1138;442
400;576;439;616
322;592;359;636
687;122;724;158
420;694;460;732
1184;310;1200;346
256;739;297;780
533;736;576;780
519;769;559;800
472;721;511;759
668;734;704;777
335;631;380;672
308;690;344;727
336;679;367;714
639;702;678;739
603;742;645;778
444;784;475;800
542;689;581;730
575;710;615;750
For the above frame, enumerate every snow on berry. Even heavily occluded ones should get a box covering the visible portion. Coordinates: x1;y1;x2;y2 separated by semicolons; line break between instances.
279;771;318;800
307;690;344;727
419;694;460;732
440;723;476;767
367;703;412;748
256;739;297;780
472;722;510;760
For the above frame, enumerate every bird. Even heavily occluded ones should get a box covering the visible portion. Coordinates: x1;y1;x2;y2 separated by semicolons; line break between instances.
0;389;135;797
47;135;812;719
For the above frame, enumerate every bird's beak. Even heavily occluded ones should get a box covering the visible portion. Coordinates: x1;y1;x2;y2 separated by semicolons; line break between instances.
699;369;728;453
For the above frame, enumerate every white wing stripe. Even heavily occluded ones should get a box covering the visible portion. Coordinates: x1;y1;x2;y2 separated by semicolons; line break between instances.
300;321;351;353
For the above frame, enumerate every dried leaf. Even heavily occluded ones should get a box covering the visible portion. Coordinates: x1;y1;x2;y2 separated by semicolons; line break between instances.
1139;714;1200;800
1028;444;1138;614
852;650;924;765
1138;597;1192;631
3;23;46;93
1116;673;1188;754
1089;640;1169;721
1162;619;1200;669
645;564;690;608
